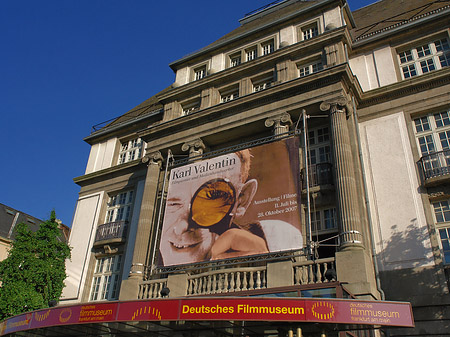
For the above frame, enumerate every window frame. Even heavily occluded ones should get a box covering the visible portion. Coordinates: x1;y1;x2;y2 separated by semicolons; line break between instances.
226;36;277;69
118;138;144;165
397;36;450;80
192;64;208;81
432;200;450;264
297;60;324;78
181;99;200;116
105;190;134;223
89;255;123;301
310;207;337;233
220;85;240;103
297;20;320;42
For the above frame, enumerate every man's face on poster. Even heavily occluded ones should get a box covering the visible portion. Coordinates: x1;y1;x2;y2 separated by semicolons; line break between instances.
160;153;246;266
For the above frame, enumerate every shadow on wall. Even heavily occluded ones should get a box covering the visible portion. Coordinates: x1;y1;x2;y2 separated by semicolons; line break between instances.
379;218;444;298
379;219;450;335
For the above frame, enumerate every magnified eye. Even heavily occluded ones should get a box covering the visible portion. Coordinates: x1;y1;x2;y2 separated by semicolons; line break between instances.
191;180;236;228
205;189;232;203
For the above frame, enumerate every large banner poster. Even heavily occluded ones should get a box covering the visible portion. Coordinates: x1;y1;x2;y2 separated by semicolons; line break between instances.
158;137;302;267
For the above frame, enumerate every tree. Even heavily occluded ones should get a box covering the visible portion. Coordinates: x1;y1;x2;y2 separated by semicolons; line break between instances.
0;211;71;320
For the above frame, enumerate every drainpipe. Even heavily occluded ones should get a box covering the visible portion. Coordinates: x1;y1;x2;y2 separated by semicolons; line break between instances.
8;212;20;238
351;96;386;302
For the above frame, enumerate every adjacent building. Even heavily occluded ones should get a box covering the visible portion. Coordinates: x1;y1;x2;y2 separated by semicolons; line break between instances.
61;0;450;335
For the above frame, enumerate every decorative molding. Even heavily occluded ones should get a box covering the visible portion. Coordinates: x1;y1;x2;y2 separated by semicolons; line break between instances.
182;138;206;157
142;151;163;165
320;95;353;116
265;112;293;135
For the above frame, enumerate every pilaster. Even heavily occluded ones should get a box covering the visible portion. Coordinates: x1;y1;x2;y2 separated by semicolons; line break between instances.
320;98;363;250
130;151;163;278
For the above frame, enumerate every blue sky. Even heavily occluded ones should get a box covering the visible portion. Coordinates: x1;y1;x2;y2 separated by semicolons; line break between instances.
1;0;375;226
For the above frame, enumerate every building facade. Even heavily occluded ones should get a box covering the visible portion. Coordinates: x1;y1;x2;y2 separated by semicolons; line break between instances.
61;0;450;335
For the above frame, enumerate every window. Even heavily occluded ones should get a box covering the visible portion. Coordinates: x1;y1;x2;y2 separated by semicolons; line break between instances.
182;101;200;116
227;37;277;69
118;138;144;164
398;38;450;79
300;22;319;41
298;61;323;77
432;200;450;264
194;65;207;81
306;126;332;187
414;110;450;178
106;190;134;223
246;47;257;61
90;255;122;301
220;87;239;103
311;208;337;232
230;53;241;67
262;40;274;56
252;75;273;92
308;127;331;165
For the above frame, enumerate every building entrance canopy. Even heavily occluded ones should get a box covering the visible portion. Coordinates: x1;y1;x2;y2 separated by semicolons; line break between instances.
0;297;414;336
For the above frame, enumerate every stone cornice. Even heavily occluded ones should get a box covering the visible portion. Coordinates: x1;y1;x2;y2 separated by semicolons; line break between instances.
73;158;144;186
158;27;351;103
139;64;360;150
358;68;450;110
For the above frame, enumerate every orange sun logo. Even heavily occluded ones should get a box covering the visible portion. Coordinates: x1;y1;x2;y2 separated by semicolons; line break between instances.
311;301;335;321
59;308;72;323
131;306;162;321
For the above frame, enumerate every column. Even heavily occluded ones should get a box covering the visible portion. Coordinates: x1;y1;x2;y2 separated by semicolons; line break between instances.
265;112;293;136
120;151;163;300
182;138;206;158
320;98;363;250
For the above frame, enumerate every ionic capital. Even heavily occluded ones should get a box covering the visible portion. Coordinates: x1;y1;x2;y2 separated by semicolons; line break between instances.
319;96;353;116
181;138;206;158
142;151;163;166
265;112;293;135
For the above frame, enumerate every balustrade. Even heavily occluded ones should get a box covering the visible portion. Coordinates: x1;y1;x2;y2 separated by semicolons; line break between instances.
137;258;336;299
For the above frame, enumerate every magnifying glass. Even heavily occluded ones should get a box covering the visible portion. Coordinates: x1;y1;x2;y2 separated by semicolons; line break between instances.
190;178;236;234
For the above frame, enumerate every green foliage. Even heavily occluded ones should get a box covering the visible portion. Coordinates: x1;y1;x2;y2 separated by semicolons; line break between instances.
0;211;71;320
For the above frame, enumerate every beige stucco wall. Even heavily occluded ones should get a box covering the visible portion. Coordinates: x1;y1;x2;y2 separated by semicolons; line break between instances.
0;238;10;262
85;138;117;174
349;45;397;91
61;192;103;303
359;111;434;271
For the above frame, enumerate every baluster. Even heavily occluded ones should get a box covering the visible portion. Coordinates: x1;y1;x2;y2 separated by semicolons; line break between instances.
235;272;241;291
302;266;308;284
230;272;235;292
157;283;162;298
193;278;198;295
249;271;255;289
308;264;314;284
242;271;248;290
224;272;230;293
218;274;224;293
199;277;204;295
316;263;322;283
260;270;265;289
151;283;157;298
256;271;261;289
323;262;329;283
206;275;211;294
138;285;143;299
143;284;149;299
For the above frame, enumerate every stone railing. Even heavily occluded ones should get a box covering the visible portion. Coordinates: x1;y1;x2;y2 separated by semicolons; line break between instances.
187;266;267;296
138;279;168;299
137;257;336;299
293;257;336;285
